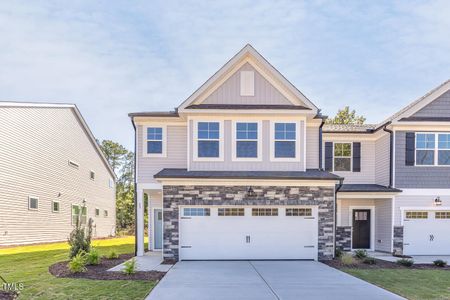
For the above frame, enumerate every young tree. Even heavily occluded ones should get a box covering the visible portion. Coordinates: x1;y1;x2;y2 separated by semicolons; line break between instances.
326;106;366;125
99;140;128;174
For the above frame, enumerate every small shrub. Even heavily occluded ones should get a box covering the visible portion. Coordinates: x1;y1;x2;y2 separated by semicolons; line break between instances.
68;205;93;258
122;258;137;275
106;250;119;259
433;259;447;267
340;253;356;265
86;247;101;265
363;257;376;265
68;252;87;273
353;249;368;259
335;248;343;258
397;258;414;267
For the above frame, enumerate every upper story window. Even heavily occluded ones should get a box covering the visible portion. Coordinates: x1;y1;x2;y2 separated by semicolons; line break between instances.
28;196;39;210
144;126;166;157
195;121;223;160
233;122;260;160
109;178;114;188
90;171;95;180
72;205;87;225
334;143;352;171
272;122;298;160
416;133;450;166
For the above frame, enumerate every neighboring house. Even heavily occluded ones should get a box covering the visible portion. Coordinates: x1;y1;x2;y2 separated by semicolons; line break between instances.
130;44;450;261
0;102;116;245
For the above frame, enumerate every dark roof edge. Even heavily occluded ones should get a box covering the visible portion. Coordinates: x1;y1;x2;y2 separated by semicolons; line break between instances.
128;111;179;118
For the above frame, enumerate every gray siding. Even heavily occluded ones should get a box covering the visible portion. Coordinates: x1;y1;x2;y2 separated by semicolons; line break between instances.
375;134;390;186
412;90;450;118
395;131;450;188
306;126;319;169
189;120;305;171
137;125;187;183
202;63;293;105
0;107;116;245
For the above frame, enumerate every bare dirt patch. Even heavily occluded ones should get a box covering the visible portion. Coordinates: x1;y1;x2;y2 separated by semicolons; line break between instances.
49;254;165;281
0;291;19;300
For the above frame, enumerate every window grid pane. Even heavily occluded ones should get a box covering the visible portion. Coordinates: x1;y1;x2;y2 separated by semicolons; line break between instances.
275;123;296;140
252;208;278;216
286;208;312;216
184;207;211;217
435;211;450;219
406;211;428;219
218;208;245;216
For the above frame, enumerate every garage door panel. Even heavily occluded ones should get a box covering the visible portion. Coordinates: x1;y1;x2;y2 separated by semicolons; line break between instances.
179;206;318;260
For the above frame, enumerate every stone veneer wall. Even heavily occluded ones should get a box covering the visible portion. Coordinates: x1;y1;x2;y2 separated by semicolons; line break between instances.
393;226;404;255
162;185;335;261
335;226;351;252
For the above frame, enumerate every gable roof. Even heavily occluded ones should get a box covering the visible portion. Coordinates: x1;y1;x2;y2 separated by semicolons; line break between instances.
0;101;117;179
380;79;450;125
178;44;319;114
323;123;377;133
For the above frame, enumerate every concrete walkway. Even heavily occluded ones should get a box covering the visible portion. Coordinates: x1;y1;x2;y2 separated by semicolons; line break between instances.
108;252;172;272
146;261;404;300
372;252;450;264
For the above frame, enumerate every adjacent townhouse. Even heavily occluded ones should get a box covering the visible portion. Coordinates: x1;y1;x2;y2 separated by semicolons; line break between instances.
130;44;450;261
0;102;116;245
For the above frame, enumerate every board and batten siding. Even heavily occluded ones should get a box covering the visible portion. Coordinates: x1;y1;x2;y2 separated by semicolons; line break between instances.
137;124;187;183
0;107;115;245
202;63;293;105
395;131;450;188
322;137;376;184
189;120;306;171
411;90;450;118
375;133;390;186
306;125;319;169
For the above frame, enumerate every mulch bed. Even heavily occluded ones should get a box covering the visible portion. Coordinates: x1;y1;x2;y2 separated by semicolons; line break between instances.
0;291;19;300
323;257;450;270
49;254;166;281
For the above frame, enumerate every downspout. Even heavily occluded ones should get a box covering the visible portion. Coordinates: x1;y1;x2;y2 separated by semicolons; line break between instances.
319;119;325;170
383;123;393;187
334;178;344;258
131;117;138;256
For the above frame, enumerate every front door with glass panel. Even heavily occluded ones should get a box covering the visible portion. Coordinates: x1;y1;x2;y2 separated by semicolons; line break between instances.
352;209;371;249
154;209;163;250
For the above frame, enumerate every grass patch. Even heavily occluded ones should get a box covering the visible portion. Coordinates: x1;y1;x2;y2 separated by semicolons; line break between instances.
0;237;154;299
344;268;450;300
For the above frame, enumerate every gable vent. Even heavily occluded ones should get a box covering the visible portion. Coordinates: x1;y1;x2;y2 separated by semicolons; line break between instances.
240;71;254;96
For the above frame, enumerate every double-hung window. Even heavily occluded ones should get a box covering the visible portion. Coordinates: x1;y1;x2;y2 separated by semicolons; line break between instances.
334;143;352;171
416;133;450;166
273;122;297;159
234;122;259;159
145;127;165;156
72;205;87;225
197;122;221;159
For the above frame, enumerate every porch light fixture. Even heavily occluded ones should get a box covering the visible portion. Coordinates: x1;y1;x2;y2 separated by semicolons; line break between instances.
246;187;257;198
434;197;442;206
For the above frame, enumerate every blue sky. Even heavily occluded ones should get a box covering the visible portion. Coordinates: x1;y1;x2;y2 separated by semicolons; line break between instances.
0;1;449;149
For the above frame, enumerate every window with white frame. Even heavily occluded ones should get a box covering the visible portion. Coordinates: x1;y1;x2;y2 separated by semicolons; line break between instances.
183;207;210;216
274;123;296;158
218;208;245;216
334;143;352;171
146;127;164;155
104;210;108;217
72;205;87;225
90;171;95;180
252;208;278;216
436;211;450;219
197;122;220;158
286;208;312;216
52;201;60;213
28;196;38;210
95;208;100;217
235;122;258;159
405;211;428;219
416;133;450;166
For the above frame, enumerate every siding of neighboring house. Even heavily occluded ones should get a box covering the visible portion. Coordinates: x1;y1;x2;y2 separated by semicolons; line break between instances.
202;63;293;106
338;198;392;252
306;125;320;169
0;107;116;245
393;195;450;226
136;124;188;184
394;131;450;188
322;137;376;184
375;133;390;186
189;119;306;171
411;90;450;118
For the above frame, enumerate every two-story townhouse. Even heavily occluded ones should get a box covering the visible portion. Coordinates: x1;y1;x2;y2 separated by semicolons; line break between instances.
0;102;116;245
130;44;450;262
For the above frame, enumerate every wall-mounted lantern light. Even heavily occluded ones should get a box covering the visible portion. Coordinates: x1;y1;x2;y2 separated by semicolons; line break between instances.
434;196;442;206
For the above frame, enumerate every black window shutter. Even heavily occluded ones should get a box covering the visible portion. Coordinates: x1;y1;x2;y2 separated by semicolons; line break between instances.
353;142;361;172
325;142;333;171
405;132;415;166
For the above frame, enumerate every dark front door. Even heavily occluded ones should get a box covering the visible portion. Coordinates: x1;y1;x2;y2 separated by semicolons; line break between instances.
352;209;371;249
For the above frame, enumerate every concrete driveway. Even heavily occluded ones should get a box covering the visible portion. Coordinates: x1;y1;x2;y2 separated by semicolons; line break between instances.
146;261;404;300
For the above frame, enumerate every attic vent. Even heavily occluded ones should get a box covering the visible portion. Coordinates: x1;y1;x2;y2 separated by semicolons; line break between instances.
240;71;254;96
68;160;79;169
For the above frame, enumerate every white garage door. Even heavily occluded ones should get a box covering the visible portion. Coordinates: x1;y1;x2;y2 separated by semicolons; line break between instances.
403;210;450;255
179;206;318;260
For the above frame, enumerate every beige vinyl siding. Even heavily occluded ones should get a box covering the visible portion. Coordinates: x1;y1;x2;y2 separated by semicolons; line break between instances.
323;137;376;184
394;195;450;226
189;120;305;171
375;133;390;186
137;124;187;183
0;107;115;245
202;63;293;105
306;125;319;169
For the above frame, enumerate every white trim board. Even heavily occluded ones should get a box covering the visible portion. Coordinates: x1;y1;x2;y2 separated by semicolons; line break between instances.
399;189;450;196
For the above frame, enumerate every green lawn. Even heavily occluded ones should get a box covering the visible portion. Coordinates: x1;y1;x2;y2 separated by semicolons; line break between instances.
0;237;155;300
344;268;450;300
